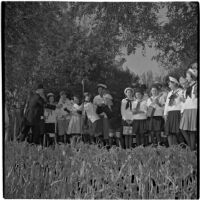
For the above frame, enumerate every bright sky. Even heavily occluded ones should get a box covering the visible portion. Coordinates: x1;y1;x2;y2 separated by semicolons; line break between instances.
121;6;169;77
122;46;163;77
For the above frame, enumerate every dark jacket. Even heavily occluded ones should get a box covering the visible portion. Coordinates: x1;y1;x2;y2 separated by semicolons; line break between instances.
24;93;45;125
96;104;113;119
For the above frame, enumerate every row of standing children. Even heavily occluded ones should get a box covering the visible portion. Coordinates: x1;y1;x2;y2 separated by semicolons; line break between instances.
6;64;197;151
121;65;197;150
43;83;114;146
43;64;197;151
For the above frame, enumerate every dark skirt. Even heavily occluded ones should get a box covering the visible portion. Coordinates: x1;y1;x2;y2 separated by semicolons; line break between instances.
98;117;109;139
132;120;147;134
147;116;164;132
45;123;56;134
165;110;181;136
87;119;102;137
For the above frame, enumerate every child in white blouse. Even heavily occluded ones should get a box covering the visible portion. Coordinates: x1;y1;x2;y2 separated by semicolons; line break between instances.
146;85;164;145
132;88;148;146
121;87;135;149
164;76;184;146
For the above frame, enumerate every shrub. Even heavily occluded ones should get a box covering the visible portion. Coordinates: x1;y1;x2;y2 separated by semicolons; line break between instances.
4;141;197;199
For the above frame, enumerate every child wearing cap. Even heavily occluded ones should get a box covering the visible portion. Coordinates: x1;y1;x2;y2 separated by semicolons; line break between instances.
164;76;184;146
179;68;197;150
132;88;148;146
121;87;135;149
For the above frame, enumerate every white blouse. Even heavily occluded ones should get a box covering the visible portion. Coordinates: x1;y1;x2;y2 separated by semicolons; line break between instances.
44;107;57;123
71;103;83;116
182;82;197;110
132;99;147;120
164;88;184;116
147;95;164;117
121;98;134;121
84;102;100;123
56;99;73;120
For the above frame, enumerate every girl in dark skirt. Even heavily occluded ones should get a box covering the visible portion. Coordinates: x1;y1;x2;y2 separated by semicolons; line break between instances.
121;87;135;149
147;84;165;145
132;88;147;146
180;67;197;150
164;76;184;146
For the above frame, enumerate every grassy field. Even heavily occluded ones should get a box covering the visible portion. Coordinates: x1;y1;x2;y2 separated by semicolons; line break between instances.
4;141;197;199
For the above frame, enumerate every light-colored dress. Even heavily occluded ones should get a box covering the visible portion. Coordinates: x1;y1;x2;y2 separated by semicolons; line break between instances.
56;99;72;136
67;103;83;135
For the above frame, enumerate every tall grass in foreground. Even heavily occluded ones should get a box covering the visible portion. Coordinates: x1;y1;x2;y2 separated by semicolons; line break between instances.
4;141;197;199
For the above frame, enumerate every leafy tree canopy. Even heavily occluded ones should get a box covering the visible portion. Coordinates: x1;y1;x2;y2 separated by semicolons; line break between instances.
4;2;198;108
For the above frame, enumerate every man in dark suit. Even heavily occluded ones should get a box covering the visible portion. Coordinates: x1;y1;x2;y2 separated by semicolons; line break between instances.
19;84;47;145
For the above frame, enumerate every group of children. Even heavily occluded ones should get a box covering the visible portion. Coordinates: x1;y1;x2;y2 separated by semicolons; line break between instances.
121;66;197;150
43;65;197;151
44;83;114;146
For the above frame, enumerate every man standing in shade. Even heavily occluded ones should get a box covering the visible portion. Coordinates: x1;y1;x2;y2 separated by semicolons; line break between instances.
19;84;49;145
